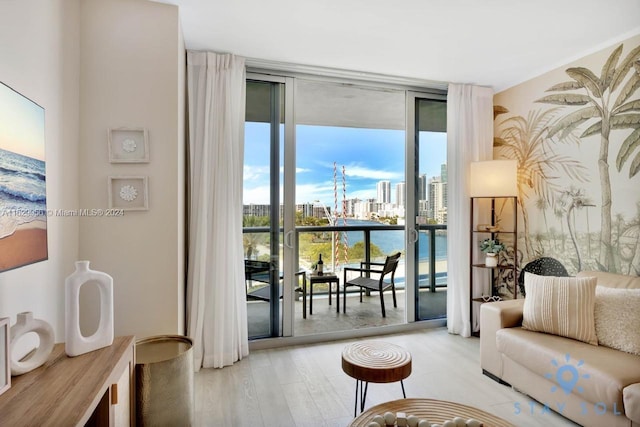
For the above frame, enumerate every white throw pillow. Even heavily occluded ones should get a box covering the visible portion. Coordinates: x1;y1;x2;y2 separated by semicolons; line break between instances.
594;286;640;356
522;272;598;345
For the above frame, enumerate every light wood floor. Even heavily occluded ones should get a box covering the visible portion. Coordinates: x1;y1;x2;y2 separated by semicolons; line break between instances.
194;328;579;426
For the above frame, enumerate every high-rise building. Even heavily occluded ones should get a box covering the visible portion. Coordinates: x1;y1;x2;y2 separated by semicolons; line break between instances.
440;164;448;211
243;204;270;217
353;198;377;220
418;174;427;201
428;177;445;223
396;182;405;207
296;203;315;218
442;181;448;211
342;198;358;219
312;206;331;221
377;180;391;204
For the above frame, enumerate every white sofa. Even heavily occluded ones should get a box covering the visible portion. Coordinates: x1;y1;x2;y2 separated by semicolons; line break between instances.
480;271;640;427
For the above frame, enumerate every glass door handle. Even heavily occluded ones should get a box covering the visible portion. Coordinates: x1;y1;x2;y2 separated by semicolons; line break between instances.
284;230;294;249
409;228;419;243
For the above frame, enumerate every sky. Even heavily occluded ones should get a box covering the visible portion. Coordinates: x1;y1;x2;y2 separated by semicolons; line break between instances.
0;82;45;161
244;123;447;206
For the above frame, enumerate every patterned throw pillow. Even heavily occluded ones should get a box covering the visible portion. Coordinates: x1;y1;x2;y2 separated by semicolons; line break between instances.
522;273;598;345
595;286;640;355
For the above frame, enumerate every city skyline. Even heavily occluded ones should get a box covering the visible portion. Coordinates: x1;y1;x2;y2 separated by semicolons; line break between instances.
244;122;447;206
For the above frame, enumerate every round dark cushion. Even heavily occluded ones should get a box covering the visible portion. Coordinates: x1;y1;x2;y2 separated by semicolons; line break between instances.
518;257;569;297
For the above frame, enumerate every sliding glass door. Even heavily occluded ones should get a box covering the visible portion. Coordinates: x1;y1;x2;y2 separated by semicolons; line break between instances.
406;94;448;321
244;78;285;339
244;73;448;340
294;79;407;334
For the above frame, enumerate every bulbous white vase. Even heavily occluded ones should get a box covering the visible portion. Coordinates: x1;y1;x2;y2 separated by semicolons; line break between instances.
10;312;55;376
65;260;114;357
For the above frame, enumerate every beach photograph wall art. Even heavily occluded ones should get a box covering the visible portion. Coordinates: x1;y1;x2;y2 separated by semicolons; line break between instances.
0;82;47;272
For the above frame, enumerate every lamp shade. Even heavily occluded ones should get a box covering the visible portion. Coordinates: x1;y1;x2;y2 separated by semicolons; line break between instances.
469;160;517;197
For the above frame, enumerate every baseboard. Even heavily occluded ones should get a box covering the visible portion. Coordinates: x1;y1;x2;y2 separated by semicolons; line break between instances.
482;369;511;386
249;318;446;350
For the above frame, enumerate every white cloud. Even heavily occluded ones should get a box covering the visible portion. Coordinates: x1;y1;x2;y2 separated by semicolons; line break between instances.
243;185;273;204
244;163;398;206
295;182;333;205
344;163;403;181
278;166;312;174
244;168;312;205
244;165;269;181
245;184;376;206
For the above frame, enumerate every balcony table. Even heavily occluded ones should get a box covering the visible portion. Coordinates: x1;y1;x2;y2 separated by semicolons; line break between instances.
300;273;340;318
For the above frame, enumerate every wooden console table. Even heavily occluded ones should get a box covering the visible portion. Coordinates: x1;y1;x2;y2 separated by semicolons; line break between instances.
0;335;135;426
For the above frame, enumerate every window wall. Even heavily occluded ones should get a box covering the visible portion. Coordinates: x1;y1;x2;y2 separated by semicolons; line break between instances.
244;72;447;339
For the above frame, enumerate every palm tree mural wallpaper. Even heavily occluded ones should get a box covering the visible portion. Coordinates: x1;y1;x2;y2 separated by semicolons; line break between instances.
494;108;588;259
494;38;640;276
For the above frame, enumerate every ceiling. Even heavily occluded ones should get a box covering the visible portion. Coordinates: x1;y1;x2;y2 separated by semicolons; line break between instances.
154;0;640;92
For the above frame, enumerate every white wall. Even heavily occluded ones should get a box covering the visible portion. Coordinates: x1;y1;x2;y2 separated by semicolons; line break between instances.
79;0;185;338
0;0;81;342
0;0;185;346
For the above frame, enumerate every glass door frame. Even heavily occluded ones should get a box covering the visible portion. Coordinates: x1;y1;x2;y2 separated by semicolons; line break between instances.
246;73;296;338
247;71;447;340
405;91;448;322
281;75;296;337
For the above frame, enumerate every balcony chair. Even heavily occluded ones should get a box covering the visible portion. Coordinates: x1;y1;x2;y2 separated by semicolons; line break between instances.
245;260;305;303
342;252;401;317
245;259;272;301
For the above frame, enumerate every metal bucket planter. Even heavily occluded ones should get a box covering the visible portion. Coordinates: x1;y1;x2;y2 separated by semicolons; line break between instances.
135;335;194;426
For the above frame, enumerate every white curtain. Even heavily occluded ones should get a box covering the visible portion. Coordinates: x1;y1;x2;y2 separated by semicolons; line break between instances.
186;51;248;369
446;84;494;337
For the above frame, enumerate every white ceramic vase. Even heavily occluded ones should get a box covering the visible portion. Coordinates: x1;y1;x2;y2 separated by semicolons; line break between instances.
485;253;498;267
65;260;114;357
10;312;55;376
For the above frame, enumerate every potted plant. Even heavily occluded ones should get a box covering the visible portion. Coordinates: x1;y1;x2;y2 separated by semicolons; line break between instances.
480;238;505;267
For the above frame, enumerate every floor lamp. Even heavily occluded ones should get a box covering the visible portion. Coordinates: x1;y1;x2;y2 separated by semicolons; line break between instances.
469;159;518;334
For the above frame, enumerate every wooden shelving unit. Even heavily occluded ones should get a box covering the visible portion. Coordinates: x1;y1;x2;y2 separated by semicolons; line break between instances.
470;196;518;336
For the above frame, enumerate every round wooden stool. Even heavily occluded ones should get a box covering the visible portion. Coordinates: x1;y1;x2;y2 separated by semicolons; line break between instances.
341;341;412;416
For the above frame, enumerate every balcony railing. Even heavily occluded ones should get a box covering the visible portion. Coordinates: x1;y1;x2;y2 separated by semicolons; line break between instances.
243;223;447;294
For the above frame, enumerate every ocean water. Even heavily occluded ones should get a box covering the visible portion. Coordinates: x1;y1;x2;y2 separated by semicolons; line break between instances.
0;148;47;238
342;219;447;261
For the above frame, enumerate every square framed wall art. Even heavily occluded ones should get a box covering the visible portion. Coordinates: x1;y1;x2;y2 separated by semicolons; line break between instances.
108;127;149;163
108;176;148;211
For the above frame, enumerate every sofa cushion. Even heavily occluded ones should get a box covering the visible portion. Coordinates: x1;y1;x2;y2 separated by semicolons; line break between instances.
624;383;640;424
522;273;598;345
577;271;640;289
595;286;640;356
496;327;640;409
